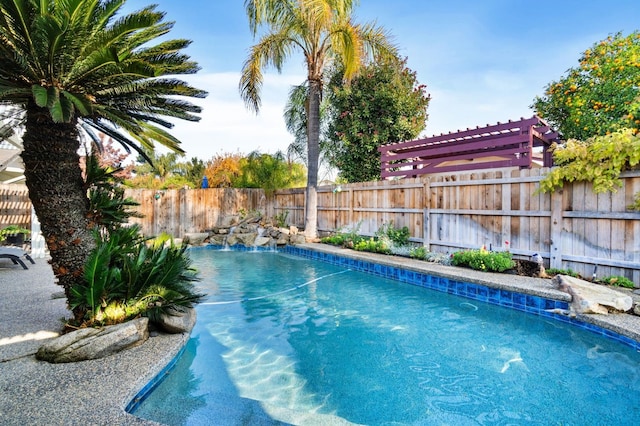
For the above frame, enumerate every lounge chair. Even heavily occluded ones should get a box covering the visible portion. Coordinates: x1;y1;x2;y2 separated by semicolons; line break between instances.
0;246;35;270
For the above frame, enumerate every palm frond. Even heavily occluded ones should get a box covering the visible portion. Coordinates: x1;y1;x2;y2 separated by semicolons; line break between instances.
240;31;296;113
1;0;205;157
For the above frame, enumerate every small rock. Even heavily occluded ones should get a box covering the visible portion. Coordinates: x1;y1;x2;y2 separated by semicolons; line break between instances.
279;227;291;235
289;234;306;245
36;317;149;363
634;302;640;316
553;275;633;314
156;307;196;334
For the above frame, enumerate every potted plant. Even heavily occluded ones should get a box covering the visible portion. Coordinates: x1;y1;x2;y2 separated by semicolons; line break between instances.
0;225;30;245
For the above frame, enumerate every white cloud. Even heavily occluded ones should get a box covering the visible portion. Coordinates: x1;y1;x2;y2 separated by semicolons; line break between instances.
166;72;305;160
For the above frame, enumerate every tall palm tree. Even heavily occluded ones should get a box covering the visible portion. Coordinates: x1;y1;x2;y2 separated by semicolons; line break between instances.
0;0;206;317
240;0;396;240
284;83;334;183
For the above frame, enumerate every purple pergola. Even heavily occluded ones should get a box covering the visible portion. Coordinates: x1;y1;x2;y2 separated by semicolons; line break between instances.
379;115;561;179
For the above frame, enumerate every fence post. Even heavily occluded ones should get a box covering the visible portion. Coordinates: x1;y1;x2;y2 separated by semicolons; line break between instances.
179;188;187;237
423;178;430;249
501;171;512;250
550;189;563;269
348;187;354;230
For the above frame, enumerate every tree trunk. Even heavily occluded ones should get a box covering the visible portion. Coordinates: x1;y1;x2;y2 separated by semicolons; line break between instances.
304;78;322;241
21;103;96;321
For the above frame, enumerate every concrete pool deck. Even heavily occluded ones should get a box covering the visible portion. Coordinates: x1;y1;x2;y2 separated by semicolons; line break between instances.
1;244;639;425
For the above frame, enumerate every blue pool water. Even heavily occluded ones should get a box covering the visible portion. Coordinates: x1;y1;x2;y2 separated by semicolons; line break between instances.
132;248;640;425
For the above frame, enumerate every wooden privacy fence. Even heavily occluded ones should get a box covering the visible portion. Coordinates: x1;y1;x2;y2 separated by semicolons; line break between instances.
123;188;268;237
5;169;637;281
0;184;31;230
272;168;640;282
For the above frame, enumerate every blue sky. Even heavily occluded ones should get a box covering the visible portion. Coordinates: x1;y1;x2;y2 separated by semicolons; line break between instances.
123;0;639;160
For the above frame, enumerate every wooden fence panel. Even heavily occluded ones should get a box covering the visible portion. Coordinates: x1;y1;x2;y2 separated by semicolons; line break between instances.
558;172;640;281
273;188;305;228
0;184;31;230
124;188;266;237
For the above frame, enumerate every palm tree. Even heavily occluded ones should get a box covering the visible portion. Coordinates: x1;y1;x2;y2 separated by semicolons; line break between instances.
240;0;396;240
284;83;334;183
0;0;206;318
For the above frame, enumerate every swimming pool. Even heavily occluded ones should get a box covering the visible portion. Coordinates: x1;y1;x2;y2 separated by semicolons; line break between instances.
131;247;640;425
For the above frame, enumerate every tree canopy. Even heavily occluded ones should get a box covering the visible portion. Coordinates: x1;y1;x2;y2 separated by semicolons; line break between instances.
326;57;430;182
533;32;640;140
233;151;306;195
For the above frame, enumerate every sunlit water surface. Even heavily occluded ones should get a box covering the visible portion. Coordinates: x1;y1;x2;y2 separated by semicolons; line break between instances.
133;250;640;425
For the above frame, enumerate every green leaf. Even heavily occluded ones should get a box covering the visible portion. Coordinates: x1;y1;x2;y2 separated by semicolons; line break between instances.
62;91;92;116
32;85;49;107
46;86;59;108
50;94;74;123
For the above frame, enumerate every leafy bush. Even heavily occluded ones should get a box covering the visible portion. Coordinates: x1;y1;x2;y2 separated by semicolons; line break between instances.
354;237;391;254
320;223;364;248
598;275;636;289
451;248;515;272
70;226;205;327
409;246;428;260
69;155;204;327
376;222;410;247
0;225;30;243
275;210;289;227
538;131;640;197
321;233;347;246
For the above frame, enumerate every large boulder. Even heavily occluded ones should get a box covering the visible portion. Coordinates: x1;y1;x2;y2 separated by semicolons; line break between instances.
276;234;290;245
208;234;227;246
156;307;197;334
553;275;633;315
254;236;271;247
289;234;306;245
219;215;240;227
36;317;149;363
183;233;209;245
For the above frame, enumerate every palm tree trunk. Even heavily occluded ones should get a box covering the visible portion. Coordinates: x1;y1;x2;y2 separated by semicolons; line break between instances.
304;78;322;240
21;103;96;321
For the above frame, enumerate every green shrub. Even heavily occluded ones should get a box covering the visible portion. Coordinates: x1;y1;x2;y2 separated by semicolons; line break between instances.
0;225;30;243
70;226;205;326
598;275;636;288
320;223;364;248
275;210;289;227
376;222;410;247
451;249;515;272
354;237;391;254
321;233;347;246
409;246;428;260
69;155;204;327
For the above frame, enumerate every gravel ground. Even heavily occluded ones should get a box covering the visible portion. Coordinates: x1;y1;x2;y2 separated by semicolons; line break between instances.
0;257;187;426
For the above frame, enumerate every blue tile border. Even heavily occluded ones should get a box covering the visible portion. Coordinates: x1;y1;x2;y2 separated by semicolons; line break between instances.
282;245;640;352
126;344;187;414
